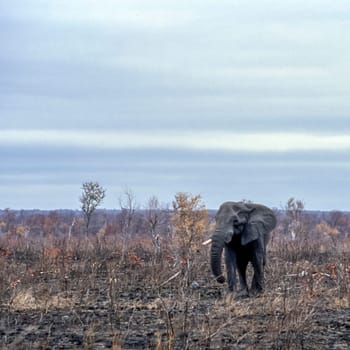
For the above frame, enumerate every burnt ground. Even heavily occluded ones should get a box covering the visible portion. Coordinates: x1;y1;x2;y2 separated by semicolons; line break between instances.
0;266;349;350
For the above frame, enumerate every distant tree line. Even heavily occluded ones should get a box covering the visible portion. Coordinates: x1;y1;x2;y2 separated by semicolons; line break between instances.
0;182;349;247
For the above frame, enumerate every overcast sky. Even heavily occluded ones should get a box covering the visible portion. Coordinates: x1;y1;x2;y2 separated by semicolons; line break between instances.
1;0;350;210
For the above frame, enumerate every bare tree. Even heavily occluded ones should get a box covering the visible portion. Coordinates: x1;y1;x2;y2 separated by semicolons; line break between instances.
145;195;169;254
327;211;350;237
80;181;106;236
2;208;16;234
118;187;138;255
284;197;305;240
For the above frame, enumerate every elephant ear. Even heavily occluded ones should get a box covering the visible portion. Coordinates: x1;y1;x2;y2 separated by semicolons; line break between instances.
241;220;261;245
241;207;276;246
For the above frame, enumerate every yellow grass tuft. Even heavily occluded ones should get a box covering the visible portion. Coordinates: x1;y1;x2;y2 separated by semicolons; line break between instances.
10;288;76;310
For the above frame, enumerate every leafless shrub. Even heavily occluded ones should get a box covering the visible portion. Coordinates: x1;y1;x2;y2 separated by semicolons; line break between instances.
0;210;349;349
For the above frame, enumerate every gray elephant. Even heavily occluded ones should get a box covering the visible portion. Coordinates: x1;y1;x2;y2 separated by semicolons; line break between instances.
210;201;276;297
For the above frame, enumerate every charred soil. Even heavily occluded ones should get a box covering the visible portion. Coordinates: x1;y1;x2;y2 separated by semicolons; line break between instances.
0;238;349;349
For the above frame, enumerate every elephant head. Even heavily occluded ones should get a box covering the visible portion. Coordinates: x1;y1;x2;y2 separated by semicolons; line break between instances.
210;201;276;284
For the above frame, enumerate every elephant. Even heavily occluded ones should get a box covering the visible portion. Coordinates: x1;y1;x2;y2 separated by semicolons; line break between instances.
210;201;276;297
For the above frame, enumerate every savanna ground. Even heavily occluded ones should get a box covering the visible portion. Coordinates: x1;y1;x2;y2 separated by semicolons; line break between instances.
0;234;349;350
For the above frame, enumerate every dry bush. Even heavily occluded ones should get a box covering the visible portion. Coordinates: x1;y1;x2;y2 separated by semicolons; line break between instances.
0;229;349;349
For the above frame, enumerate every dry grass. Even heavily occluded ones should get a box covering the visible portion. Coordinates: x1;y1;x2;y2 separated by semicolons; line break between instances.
0;234;349;349
10;288;77;311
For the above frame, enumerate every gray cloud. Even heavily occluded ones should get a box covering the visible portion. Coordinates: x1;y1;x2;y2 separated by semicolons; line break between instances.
2;129;350;152
1;1;350;209
1;143;350;210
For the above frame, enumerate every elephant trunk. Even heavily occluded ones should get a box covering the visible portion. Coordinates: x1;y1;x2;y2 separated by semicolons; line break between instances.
210;231;226;283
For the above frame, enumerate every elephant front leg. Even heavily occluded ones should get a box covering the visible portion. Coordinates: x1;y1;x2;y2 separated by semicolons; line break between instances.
236;258;249;298
251;254;265;295
224;247;236;292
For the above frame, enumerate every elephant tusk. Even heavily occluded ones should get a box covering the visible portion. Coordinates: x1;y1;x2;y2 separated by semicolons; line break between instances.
202;238;212;246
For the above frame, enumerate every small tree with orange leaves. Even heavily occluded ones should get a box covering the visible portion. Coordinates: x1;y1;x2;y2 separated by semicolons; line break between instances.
171;192;208;286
